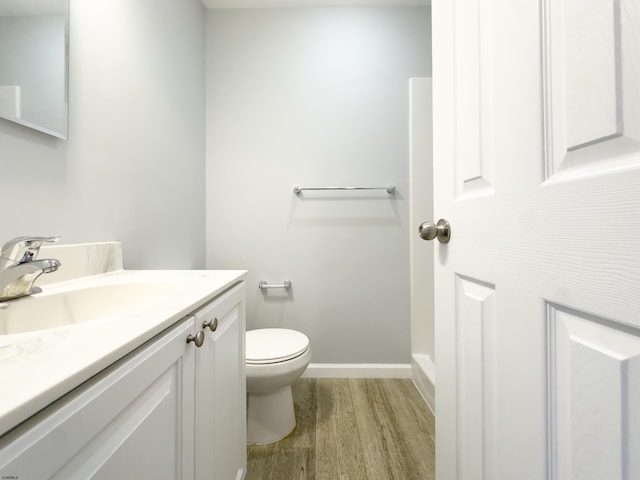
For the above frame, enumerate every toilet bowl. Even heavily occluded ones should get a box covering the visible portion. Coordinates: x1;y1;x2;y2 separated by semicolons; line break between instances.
246;328;311;444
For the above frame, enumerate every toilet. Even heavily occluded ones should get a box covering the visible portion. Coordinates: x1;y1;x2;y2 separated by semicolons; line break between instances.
245;328;312;444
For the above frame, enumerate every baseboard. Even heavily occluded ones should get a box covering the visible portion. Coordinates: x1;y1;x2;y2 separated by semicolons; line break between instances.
412;353;435;413
301;363;413;379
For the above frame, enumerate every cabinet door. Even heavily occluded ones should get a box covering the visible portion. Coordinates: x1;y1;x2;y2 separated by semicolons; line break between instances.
0;318;196;480
195;283;246;480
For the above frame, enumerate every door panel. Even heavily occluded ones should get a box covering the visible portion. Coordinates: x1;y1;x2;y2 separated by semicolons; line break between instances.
565;0;620;148
58;366;185;480
544;0;640;174
453;0;494;198
456;276;496;480
549;305;640;480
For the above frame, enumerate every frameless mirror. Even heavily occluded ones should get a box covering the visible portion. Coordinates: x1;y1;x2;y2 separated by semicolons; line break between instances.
0;0;68;139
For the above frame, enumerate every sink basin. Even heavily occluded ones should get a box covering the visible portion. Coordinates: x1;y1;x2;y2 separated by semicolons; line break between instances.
0;283;179;335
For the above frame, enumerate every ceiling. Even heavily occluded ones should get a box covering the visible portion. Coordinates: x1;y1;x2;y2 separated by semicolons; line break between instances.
202;0;429;8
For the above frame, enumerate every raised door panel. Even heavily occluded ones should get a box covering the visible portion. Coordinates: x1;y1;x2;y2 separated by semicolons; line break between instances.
453;0;494;199
0;318;196;480
549;305;640;480
545;0;640;176
456;276;496;480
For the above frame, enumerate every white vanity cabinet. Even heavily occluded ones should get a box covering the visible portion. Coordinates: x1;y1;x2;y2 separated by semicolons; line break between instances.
0;281;246;480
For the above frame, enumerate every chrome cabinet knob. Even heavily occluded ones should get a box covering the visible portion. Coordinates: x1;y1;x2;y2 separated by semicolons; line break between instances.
418;219;451;243
186;330;205;347
203;317;219;332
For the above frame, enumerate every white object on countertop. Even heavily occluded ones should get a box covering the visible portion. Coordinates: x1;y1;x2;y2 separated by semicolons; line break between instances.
0;86;21;118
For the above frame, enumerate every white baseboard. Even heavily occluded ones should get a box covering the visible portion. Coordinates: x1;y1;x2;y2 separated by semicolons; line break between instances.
301;363;412;379
411;354;435;413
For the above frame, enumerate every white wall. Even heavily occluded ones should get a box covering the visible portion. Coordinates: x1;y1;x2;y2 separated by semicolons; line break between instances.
206;7;431;364
0;0;207;269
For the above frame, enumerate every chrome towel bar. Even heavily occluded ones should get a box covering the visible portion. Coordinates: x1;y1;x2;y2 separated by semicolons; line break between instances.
293;185;396;195
259;280;292;290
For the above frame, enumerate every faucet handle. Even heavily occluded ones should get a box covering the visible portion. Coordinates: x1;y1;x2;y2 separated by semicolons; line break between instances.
0;236;60;266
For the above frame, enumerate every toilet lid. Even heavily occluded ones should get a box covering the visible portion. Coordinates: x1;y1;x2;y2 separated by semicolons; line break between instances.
246;328;310;364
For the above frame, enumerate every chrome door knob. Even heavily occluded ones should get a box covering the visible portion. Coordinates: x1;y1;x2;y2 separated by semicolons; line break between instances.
418;219;451;243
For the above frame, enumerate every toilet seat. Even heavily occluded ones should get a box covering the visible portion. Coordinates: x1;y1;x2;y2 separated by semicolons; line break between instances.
246;328;309;364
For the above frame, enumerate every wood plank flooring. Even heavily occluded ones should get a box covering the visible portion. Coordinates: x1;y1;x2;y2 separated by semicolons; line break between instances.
246;378;435;480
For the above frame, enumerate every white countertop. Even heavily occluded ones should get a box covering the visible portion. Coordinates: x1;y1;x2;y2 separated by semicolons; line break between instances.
0;268;246;437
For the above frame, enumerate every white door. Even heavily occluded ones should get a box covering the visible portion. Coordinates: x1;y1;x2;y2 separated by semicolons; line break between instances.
431;0;640;479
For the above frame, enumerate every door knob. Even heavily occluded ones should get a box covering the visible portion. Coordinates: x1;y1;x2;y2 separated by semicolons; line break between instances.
418;219;451;243
186;330;205;347
203;317;219;332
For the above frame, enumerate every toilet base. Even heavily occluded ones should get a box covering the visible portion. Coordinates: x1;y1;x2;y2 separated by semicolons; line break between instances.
247;385;296;444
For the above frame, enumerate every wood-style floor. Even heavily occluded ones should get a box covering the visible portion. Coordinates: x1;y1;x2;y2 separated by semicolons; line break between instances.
246;378;435;480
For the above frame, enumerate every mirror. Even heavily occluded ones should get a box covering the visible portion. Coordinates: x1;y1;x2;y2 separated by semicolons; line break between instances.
0;0;68;139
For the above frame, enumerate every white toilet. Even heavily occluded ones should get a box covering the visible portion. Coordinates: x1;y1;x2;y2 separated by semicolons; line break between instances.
245;328;311;444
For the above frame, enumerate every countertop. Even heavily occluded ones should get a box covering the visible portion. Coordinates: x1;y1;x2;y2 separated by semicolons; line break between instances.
0;268;247;437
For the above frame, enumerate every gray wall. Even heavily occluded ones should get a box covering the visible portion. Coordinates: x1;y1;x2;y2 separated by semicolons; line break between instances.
0;0;207;269
206;7;431;364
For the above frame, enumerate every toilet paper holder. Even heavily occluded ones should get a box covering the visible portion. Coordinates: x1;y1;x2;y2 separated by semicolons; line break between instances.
258;280;292;290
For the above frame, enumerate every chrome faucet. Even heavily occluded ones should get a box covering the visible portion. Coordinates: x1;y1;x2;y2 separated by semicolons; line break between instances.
0;236;61;301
